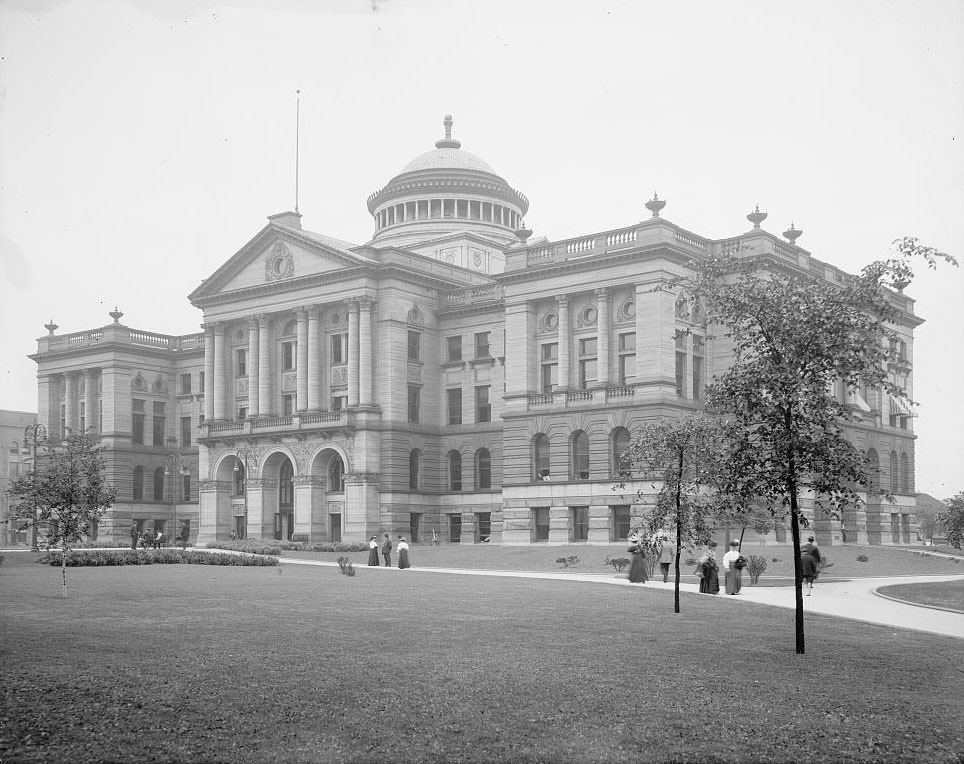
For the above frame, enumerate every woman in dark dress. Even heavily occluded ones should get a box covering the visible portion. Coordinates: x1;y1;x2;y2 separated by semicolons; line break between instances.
397;537;411;569
695;545;720;594
367;536;380;566
627;529;648;583
801;535;821;595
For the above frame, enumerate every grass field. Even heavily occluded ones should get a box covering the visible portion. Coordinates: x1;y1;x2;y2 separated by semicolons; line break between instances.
877;579;964;612
2;551;963;763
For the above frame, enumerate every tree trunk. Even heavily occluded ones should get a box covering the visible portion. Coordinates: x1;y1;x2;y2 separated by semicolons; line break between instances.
674;449;683;613
786;409;804;654
61;542;69;599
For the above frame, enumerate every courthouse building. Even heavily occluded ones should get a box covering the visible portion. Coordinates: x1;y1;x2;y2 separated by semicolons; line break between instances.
29;116;920;547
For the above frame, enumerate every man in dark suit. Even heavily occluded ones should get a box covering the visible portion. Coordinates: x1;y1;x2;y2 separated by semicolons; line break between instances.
381;533;393;567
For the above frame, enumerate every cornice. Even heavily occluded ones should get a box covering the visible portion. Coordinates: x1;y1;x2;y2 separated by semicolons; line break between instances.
496;243;692;285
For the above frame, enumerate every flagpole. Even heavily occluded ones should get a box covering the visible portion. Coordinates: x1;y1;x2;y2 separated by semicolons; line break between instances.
294;89;301;213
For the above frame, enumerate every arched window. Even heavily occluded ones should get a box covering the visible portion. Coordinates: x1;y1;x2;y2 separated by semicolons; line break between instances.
328;455;345;493
865;449;880;494
132;466;144;500
233;461;245;496
899;452;909;494
533;434;550;481
448;451;462;491
279;460;294;508
409;449;420;490
153;467;166;500
475;448;491;490
611;427;630;475
889;451;899;494
571;431;590;480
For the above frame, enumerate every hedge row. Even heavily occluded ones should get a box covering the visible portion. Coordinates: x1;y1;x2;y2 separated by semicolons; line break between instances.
208;539;368;554
38;549;279;567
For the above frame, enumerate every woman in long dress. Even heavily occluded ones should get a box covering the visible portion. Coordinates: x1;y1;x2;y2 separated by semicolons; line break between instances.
627;529;648;583
721;540;743;595
397;537;411;569
367;536;380;566
695;545;720;594
800;535;821;595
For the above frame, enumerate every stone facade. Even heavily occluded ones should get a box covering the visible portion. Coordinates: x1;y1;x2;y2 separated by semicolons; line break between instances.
28;117;920;548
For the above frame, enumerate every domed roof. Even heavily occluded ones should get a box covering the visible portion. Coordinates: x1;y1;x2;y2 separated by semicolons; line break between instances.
402;147;497;175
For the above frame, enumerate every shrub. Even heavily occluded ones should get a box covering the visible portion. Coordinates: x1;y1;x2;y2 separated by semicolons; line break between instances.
310;542;367;553
856;554;869;563
555;555;579;568
771;558;781;563
208;539;283;556
37;549;279;567
337;556;356;576
603;557;630;573
745;555;768;584
0;554;4;567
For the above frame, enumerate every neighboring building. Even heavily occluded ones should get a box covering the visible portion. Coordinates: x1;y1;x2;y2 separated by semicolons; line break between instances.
0;409;38;546
29;116;921;547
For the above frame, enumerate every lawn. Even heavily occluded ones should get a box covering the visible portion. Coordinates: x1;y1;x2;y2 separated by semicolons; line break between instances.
2;553;963;763
877;579;964;613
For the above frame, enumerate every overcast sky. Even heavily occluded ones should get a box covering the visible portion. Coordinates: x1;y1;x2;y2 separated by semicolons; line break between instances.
1;0;962;497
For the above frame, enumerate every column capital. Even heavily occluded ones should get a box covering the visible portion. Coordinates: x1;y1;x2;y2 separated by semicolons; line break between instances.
556;295;569;307
295;306;309;320
594;287;609;298
346;297;361;312
247;315;260;329
212;322;226;336
256;313;270;328
307;304;322;319
358;295;375;310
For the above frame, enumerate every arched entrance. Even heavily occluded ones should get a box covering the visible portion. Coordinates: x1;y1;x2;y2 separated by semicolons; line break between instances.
212;454;248;540
261;451;296;541
309;447;347;542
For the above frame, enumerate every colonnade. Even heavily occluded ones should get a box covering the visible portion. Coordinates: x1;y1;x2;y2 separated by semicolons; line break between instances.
202;297;376;421
42;368;101;437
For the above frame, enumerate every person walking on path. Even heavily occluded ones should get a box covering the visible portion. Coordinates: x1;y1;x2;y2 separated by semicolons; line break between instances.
695;543;720;594
721;540;744;595
397;537;411;569
129;521;139;550
656;531;675;583
179;520;190;550
801;535;822;596
367;536;380;566
627;529;649;584
381;534;393;567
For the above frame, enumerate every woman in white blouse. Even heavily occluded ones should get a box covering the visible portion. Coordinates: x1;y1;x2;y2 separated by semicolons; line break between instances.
397;537;411;569
721;540;743;595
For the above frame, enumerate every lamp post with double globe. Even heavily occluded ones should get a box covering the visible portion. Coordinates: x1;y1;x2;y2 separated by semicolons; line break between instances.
164;450;189;545
233;449;253;540
22;423;48;551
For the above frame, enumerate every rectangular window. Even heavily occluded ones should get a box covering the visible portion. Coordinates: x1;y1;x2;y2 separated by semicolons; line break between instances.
181;416;192;447
475;385;491;423
675;330;687;398
618;333;636;385
408;385;420;423
236;349;247;377
477;512;491;542
446;335;462;362
578;337;597;389
692;335;704;401
331;393;347;412
199;372;205;395
890;513;901;543
181;373;192;395
612;505;630;541
408;330;421;362
474;331;491;359
449;514;462;543
132;399;145;445
541;343;558;394
282;394;295;416
79;402;86;434
182;474;191;502
152;402;166;446
237;407;247;421
447;388;462;425
533;507;550;542
571;506;589;542
330;334;348;365
281;341;295;371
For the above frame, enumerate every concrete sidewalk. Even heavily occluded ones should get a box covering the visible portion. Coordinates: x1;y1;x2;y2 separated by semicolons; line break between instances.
280;557;964;639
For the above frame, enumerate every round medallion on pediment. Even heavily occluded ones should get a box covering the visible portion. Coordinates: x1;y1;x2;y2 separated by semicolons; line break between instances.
617;299;636;322
540;312;558;333
265;242;294;281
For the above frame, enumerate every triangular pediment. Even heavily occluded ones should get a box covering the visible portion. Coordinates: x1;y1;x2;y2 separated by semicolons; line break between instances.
403;231;508;274
189;222;368;303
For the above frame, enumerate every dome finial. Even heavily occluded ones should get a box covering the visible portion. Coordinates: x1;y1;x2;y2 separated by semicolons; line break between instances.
435;114;462;149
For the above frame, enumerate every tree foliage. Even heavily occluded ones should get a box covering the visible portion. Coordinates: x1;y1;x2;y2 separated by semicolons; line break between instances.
668;236;956;653
936;493;964;550
7;431;115;597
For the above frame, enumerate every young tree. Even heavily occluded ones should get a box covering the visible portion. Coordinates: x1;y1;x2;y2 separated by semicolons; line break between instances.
674;237;955;654
936;493;964;549
8;431;115;598
621;414;729;613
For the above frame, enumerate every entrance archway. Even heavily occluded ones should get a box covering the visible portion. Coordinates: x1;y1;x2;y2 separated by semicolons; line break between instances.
262;451;296;541
309;447;348;542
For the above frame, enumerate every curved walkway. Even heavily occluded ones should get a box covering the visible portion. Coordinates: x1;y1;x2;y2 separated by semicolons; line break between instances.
280;557;964;639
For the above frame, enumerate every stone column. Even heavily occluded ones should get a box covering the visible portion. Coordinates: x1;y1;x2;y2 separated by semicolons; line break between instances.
64;372;78;436
596;288;610;388
213;323;227;421
84;368;99;435
358;297;373;406
203;325;215;422
557;295;570;390
296;307;309;411
247;316;260;417
347;299;360;407
258;315;272;416
307;306;321;411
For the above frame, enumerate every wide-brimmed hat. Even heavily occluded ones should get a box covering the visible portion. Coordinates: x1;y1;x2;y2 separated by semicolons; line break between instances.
729;540;740;546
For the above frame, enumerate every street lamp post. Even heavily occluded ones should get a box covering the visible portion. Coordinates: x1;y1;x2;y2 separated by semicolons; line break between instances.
233;449;253;540
164;451;188;545
23;424;48;551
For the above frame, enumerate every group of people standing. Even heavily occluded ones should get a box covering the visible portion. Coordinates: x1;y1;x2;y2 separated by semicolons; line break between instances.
128;520;191;551
694;540;745;595
368;534;411;569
